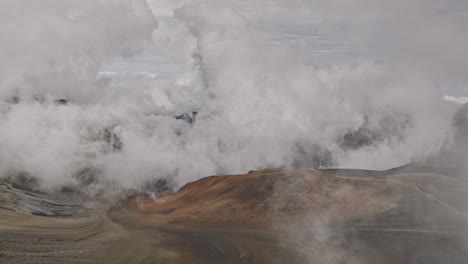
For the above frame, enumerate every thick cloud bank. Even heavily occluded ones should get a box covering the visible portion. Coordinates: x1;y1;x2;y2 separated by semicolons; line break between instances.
0;0;465;191
0;0;156;102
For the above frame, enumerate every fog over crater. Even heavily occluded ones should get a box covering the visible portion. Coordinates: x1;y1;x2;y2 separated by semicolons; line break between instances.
0;0;467;193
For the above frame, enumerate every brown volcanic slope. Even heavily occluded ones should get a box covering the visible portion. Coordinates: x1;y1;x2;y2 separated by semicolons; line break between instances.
116;169;394;229
2;169;468;263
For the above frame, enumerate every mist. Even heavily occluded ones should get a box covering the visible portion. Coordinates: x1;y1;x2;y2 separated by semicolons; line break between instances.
0;0;466;192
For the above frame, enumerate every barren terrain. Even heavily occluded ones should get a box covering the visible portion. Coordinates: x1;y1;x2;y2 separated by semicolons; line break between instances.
1;168;468;263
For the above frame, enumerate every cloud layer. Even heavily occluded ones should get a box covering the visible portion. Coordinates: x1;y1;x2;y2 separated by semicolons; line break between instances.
0;0;464;191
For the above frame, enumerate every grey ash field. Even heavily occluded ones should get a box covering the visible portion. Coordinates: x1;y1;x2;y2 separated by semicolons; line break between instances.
2;165;468;264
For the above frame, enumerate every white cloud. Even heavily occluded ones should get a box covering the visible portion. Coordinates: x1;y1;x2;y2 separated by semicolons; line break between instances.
0;0;463;191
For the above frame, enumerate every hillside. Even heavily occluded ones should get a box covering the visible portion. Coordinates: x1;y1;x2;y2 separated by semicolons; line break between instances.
2;168;468;263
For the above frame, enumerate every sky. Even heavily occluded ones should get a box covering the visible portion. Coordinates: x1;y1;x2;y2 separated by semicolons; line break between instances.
0;0;467;191
105;0;468;98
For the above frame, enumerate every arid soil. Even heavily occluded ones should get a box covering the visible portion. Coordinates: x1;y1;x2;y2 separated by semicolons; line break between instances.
1;168;468;263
